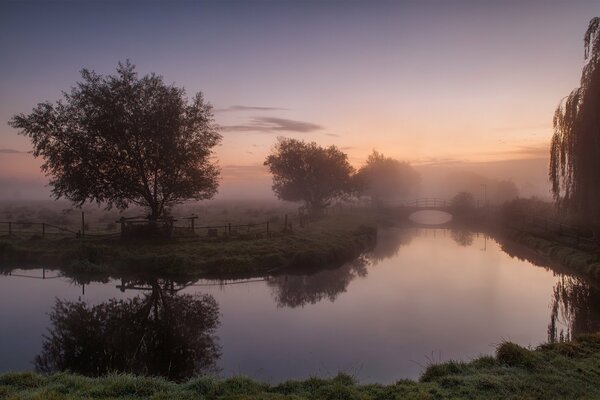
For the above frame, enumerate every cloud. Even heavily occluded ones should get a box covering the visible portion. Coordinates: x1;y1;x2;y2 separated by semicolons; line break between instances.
0;148;30;154
325;133;340;137
215;105;288;112
222;117;323;133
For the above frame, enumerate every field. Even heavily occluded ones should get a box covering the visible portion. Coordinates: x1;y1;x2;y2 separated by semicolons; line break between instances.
0;200;378;280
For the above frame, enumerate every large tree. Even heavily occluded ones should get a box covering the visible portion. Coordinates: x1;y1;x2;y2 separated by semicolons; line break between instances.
9;61;221;220
264;137;354;214
354;150;419;205
550;18;600;226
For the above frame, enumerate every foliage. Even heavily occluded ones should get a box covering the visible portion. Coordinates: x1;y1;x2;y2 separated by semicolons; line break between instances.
264;137;354;214
354;150;419;205
35;282;220;381
450;191;475;212
550;17;600;226
9;61;221;220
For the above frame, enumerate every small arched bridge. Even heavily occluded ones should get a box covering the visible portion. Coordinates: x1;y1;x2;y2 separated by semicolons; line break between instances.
383;198;451;212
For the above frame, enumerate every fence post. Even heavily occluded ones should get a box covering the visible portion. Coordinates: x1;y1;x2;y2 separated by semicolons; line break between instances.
284;214;288;230
8;222;12;238
228;223;231;235
266;221;270;236
81;211;85;239
42;223;45;239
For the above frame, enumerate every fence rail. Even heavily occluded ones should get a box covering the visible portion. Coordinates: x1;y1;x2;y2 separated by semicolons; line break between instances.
384;198;450;208
0;215;292;241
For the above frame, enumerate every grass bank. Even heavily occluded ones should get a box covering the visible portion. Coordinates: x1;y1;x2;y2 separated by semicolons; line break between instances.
2;333;600;399
0;211;378;279
497;225;600;281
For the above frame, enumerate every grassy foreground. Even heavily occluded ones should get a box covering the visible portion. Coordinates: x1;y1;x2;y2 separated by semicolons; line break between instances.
2;333;600;399
0;211;378;279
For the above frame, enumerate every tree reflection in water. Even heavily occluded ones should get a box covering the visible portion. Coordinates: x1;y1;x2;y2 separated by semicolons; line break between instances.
368;228;416;264
548;276;600;343
268;228;419;308
35;280;220;381
450;229;474;247
268;257;369;308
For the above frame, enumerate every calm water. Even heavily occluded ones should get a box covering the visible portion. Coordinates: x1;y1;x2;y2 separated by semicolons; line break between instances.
1;226;598;383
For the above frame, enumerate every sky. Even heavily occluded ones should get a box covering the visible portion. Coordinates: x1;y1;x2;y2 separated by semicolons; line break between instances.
1;0;599;200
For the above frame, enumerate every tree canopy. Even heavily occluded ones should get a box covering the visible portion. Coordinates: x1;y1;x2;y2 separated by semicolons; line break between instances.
264;137;354;214
550;17;600;225
9;61;221;220
354;150;419;205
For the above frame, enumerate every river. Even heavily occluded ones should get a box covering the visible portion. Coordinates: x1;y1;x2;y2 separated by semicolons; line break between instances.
0;225;598;383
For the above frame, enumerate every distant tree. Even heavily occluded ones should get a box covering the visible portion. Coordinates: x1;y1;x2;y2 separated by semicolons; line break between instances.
451;191;475;212
264;137;354;215
354;150;419;206
9;61;221;220
550;18;600;226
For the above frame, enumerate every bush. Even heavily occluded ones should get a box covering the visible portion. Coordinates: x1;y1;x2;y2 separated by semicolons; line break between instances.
496;342;535;369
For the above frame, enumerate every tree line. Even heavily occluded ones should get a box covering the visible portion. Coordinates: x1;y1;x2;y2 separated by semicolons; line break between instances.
10;16;600;227
9;61;419;219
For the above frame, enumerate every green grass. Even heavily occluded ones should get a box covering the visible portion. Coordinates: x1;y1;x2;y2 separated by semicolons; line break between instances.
0;211;378;280
2;333;600;399
499;226;600;281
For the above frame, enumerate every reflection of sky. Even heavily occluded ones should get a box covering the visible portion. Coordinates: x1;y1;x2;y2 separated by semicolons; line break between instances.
1;0;600;193
0;228;570;383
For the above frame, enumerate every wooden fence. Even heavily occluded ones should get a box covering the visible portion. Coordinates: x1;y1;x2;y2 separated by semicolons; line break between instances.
0;212;309;241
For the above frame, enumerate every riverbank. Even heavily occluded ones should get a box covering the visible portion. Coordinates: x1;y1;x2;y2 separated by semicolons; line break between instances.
0;211;378;280
496;224;600;281
2;332;599;399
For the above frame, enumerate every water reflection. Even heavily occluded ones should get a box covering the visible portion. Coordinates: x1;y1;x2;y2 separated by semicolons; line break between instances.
548;276;600;342
368;228;417;263
268;257;368;308
36;279;220;381
450;229;474;247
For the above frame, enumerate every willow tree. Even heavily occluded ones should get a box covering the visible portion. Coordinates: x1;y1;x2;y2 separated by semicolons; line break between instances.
550;18;600;226
9;61;221;220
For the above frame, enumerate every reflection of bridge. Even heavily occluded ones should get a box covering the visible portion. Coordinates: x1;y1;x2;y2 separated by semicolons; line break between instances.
384;198;451;211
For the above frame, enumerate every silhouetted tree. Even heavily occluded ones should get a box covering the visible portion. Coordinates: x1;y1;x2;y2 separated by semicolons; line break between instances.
450;191;475;212
264;137;354;215
9;61;221;220
550;18;600;226
354;150;419;206
35;281;220;381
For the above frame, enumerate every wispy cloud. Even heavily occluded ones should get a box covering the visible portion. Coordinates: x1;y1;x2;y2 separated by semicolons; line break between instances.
325;133;340;137
222;117;323;133
215;105;288;113
0;148;30;154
